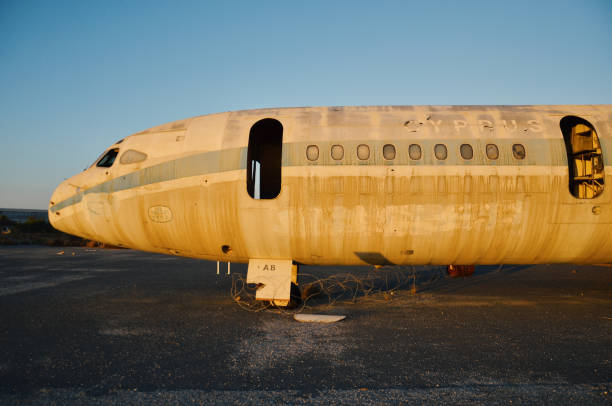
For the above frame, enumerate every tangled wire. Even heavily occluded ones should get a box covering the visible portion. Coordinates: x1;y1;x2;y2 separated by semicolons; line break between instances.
230;266;449;313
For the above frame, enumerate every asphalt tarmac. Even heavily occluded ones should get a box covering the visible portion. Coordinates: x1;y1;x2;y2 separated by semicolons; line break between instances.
0;246;610;405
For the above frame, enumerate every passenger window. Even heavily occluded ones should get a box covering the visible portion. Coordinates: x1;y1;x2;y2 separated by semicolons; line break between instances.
486;144;499;160
357;144;370;160
512;144;526;160
120;149;147;164
460;144;473;160
96;148;119;168
331;144;344;160
306;145;319;161
409;144;422;160
434;144;447;160
383;144;396;160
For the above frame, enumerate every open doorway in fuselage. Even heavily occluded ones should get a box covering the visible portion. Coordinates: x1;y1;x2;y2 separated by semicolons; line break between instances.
246;118;283;199
560;116;605;199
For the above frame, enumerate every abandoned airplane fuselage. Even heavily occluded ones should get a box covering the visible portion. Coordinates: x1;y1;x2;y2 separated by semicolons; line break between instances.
50;105;612;270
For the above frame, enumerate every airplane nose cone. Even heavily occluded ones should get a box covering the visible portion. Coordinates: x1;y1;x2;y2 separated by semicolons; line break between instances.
48;178;80;234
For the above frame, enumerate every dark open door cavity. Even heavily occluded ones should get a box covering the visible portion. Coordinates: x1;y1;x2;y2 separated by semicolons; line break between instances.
246;118;283;199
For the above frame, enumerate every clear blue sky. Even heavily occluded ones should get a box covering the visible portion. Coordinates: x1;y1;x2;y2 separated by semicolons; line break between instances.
1;0;611;209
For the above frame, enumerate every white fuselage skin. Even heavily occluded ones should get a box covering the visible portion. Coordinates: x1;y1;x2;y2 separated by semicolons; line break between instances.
49;105;612;266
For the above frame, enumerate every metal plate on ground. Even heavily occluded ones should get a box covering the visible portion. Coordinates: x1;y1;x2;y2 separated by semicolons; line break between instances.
293;314;346;323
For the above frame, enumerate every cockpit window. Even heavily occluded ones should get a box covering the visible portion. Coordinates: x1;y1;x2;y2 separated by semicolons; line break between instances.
96;148;119;168
120;149;147;164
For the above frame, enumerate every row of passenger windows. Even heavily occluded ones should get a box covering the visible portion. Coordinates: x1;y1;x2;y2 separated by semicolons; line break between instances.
306;143;526;161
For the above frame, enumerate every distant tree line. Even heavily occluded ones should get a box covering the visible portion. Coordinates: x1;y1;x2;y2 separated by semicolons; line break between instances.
1;215;54;232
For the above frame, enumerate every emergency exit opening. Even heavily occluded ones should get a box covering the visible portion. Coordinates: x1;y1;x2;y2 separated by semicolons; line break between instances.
560;116;605;199
247;118;283;199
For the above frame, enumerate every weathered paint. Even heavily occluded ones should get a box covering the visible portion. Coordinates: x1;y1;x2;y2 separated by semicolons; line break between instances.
49;105;612;265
